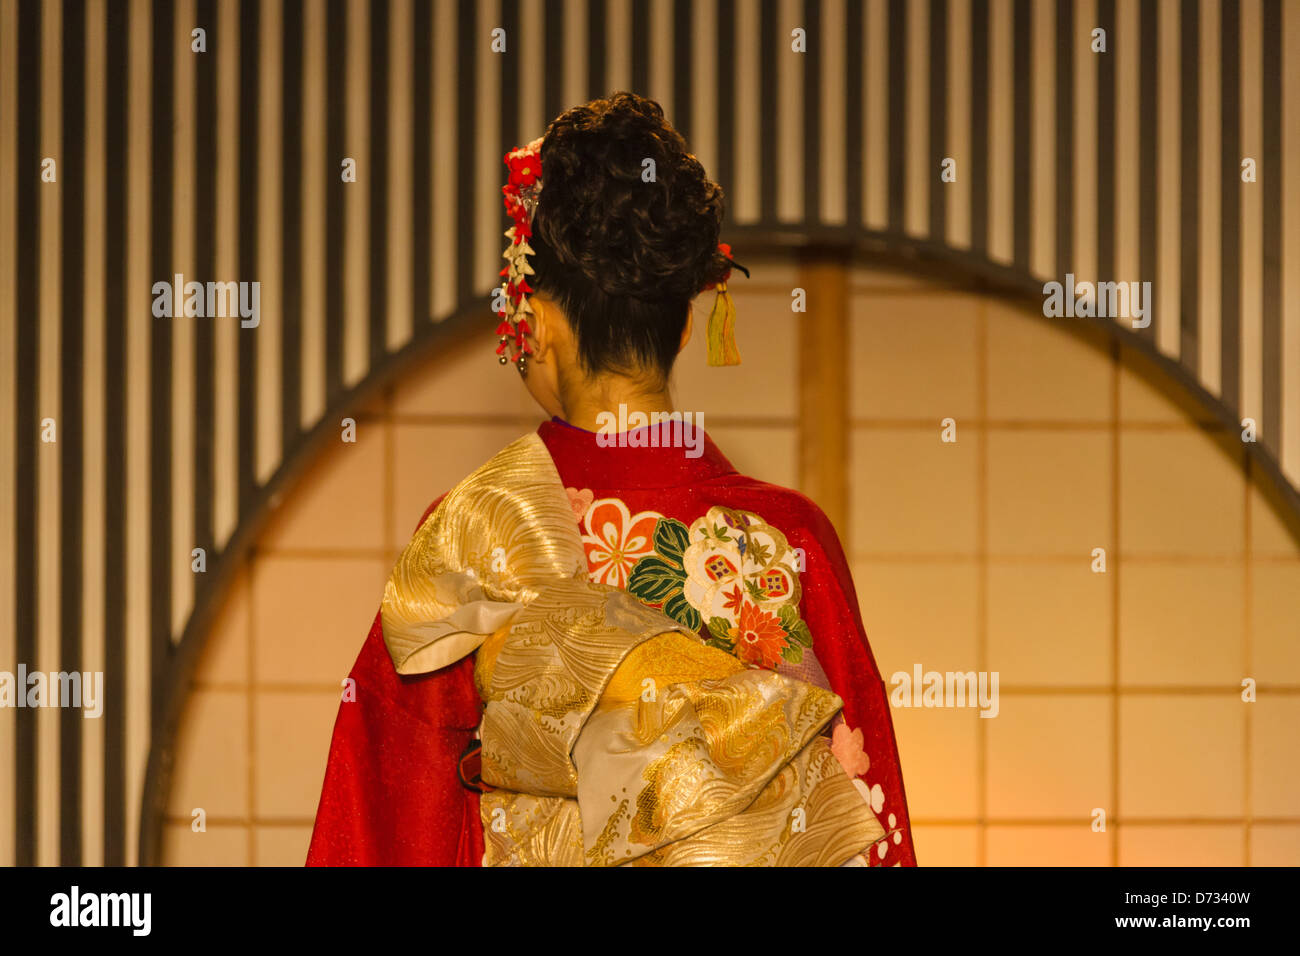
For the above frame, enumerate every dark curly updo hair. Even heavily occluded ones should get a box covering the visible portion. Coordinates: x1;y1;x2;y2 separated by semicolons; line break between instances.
530;92;731;384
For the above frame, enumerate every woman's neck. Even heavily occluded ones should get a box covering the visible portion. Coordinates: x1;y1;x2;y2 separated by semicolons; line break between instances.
559;374;676;433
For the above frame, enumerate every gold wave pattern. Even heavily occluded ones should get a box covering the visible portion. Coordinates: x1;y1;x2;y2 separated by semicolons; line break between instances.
623;741;886;867
481;792;584;867
380;433;587;674
477;577;695;795
576;670;852;863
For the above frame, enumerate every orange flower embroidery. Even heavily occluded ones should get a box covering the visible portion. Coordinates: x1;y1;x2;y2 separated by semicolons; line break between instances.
579;497;662;589
731;602;788;669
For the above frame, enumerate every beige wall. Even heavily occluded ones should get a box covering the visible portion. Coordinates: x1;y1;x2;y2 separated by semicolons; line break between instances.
164;259;1300;865
848;268;1300;866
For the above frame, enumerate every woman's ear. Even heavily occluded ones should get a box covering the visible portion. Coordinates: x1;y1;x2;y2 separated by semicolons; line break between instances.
533;294;580;365
679;304;693;354
531;296;551;360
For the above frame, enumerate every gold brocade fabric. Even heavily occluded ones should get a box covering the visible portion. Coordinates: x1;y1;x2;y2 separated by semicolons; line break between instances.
573;668;885;866
382;432;884;866
603;631;744;703
475;576;691;796
380;433;592;675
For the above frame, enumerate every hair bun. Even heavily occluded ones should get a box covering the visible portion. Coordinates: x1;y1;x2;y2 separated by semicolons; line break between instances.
534;92;725;303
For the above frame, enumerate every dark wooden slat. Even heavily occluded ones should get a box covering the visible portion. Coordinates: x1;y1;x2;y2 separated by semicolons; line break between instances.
194;0;217;573
672;0;691;143
970;0;989;254
412;0;432;326
236;0;260;516
1096;0;1116;282
1179;0;1200;372
1054;0;1073;276
101;0;128;869
760;0;777;225
1011;0;1030;268
498;1;519;201
280;0;303;448
456;0;476;302
369;0;388;365
148;0;175;730
59;0;86;866
13;0;42;869
631;0;648;94
887;0;906;232
544;0;562;125
1261;0;1281;454
843;0;862;227
1137;0;1157;341
716;0;736;211
928;0;946;241
1219;0;1240;413
803;0;821;223
325;0;345;403
586;0;605;98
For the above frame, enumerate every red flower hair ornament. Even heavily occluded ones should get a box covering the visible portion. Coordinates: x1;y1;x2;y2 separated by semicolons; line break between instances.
496;137;545;376
496;138;748;375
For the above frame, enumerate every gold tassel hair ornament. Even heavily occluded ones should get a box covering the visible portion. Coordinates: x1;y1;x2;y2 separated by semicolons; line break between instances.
704;242;749;367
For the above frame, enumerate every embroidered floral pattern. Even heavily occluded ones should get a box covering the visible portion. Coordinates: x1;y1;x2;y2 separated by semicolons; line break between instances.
565;486;594;521
606;502;814;668
826;714;903;867
682;506;812;666
579;498;660;589
830;721;871;778
730;602;788;669
621;511;702;631
848;766;906;865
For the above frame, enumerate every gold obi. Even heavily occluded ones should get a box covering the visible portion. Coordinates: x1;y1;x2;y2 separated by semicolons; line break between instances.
381;432;884;866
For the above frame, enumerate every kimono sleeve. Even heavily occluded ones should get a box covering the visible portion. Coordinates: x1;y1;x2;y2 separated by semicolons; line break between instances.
305;495;486;866
789;501;918;867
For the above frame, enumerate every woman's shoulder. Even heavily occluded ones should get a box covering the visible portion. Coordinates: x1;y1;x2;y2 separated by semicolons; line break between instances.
708;471;829;519
702;473;845;552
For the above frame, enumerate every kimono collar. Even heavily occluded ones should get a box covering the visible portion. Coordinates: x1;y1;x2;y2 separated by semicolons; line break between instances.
538;415;737;489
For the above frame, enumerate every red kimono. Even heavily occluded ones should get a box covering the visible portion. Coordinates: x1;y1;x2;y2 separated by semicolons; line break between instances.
307;418;917;866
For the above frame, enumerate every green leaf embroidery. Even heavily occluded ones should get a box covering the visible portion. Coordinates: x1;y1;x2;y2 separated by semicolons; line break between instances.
663;591;702;631
787;621;813;647
777;604;813;648
746;539;773;566
627;556;685;604
706;616;733;641
652;518;691;566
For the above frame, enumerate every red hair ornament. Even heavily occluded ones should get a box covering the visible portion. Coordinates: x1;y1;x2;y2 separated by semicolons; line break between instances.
497;137;544;376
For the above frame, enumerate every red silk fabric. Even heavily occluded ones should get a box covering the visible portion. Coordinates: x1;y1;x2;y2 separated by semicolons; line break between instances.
307;419;917;866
